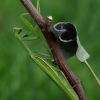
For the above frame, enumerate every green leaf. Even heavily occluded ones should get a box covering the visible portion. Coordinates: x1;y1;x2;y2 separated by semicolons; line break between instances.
76;36;90;62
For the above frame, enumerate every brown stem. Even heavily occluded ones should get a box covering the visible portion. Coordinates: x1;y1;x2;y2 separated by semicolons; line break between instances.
20;0;87;100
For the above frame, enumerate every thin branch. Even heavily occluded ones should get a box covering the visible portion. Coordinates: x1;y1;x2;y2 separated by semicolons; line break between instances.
20;0;87;100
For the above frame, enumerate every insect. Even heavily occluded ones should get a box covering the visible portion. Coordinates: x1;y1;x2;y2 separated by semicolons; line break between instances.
13;1;80;99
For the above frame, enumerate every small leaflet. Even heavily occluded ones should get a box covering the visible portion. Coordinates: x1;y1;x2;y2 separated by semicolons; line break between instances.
53;22;90;62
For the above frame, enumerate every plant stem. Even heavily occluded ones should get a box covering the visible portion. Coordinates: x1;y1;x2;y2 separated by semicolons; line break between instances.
20;0;87;99
84;61;100;85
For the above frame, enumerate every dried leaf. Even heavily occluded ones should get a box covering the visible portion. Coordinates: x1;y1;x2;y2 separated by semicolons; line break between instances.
53;22;90;62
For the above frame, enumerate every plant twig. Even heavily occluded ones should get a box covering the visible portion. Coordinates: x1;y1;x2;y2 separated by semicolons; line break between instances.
20;0;87;99
84;61;100;85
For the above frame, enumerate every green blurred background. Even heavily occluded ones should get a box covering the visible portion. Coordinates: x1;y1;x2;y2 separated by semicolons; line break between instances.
0;0;100;100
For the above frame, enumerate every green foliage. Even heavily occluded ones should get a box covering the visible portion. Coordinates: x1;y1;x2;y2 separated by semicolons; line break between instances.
0;0;100;100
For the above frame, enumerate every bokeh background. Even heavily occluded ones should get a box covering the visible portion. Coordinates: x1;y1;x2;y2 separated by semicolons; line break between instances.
0;0;100;100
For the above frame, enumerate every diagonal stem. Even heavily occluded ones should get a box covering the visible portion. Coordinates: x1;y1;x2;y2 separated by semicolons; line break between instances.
20;0;87;100
84;61;100;85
